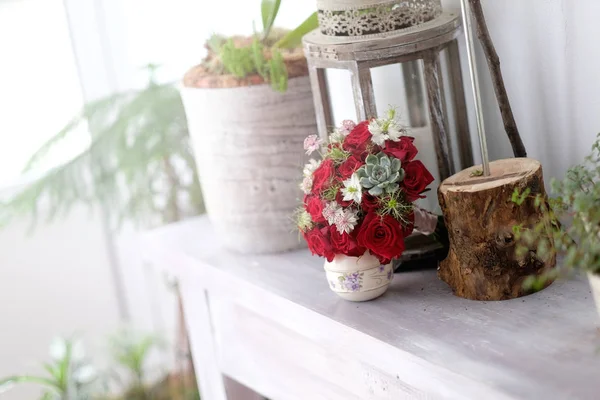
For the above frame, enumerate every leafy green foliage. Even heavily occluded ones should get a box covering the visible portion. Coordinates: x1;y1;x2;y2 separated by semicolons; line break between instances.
0;66;204;231
203;2;318;93
512;133;600;288
377;190;413;224
261;0;281;41
108;330;164;398
273;12;318;49
324;144;350;164
219;38;289;92
0;334;200;400
0;338;98;400
322;184;340;202
511;187;531;206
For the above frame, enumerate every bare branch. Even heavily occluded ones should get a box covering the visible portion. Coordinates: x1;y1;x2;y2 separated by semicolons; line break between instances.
468;0;527;158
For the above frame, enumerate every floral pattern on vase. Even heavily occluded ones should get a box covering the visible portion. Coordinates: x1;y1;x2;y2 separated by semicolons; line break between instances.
338;271;364;292
324;253;395;301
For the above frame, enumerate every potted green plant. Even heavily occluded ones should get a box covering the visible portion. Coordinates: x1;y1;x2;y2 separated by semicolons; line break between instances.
0;64;203;229
0;333;200;400
0;338;99;399
512;134;600;316
0;65;202;399
181;1;318;254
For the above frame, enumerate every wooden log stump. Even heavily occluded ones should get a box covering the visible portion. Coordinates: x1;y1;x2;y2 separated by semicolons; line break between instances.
438;158;555;300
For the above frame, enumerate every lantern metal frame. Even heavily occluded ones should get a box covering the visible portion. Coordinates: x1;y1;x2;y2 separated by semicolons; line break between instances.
303;12;474;181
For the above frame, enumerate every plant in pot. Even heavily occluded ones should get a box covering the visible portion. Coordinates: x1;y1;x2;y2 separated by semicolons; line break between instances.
511;133;600;316
0;66;202;397
296;110;437;302
181;0;319;254
0;338;99;399
107;330;199;400
0;65;203;228
0;334;200;399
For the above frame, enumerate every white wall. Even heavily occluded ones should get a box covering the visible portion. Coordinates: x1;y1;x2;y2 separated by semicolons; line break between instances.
442;0;600;182
0;208;123;399
0;0;87;187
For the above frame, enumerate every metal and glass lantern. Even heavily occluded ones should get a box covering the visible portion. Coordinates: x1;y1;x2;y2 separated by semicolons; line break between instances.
304;0;473;183
303;0;475;261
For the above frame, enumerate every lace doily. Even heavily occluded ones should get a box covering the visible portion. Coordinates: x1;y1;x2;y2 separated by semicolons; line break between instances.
317;0;442;37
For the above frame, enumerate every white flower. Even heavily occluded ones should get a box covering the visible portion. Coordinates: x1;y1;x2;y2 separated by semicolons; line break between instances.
330;120;356;143
368;120;387;146
368;114;407;145
49;337;67;361
322;201;341;225
73;364;97;384
303;159;321;177
303;134;323;155
299;176;313;194
329;128;345;144
387;120;406;142
341;173;363;204
334;208;359;234
49;338;85;363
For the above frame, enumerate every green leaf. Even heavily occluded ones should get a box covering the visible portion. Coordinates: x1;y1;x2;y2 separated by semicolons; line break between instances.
0;376;59;392
206;33;226;54
273;12;318;49
1;79;203;231
261;0;281;40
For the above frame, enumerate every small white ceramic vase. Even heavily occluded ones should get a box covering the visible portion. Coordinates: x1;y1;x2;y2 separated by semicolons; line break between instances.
324;252;394;302
587;272;600;319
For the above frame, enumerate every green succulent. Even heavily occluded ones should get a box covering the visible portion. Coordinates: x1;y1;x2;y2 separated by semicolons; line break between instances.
357;152;404;196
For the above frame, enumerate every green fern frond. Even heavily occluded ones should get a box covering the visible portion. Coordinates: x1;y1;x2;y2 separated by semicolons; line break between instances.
1;79;204;231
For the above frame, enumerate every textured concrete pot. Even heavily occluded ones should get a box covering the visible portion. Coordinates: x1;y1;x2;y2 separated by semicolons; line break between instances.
181;77;316;254
324;252;394;302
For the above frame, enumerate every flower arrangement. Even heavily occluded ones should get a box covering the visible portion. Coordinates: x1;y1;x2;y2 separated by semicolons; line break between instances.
296;110;435;264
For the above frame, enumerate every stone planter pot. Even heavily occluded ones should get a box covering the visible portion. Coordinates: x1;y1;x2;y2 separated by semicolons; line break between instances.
587;272;600;319
324;252;394;302
181;77;316;254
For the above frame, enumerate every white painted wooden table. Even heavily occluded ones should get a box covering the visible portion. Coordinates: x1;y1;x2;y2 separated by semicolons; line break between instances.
144;216;600;400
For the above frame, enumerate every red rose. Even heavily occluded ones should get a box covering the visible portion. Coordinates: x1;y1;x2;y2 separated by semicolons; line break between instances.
304;196;326;224
311;159;335;194
361;193;379;212
383;136;418;163
329;226;365;257
304;227;335;262
338;156;362;179
402;160;435;202
357;212;406;264
343;121;371;155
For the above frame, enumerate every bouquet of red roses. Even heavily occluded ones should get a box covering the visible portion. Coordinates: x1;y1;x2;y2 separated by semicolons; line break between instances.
297;110;435;264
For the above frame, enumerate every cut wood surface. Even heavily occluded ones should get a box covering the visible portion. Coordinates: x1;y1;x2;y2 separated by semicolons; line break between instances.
438;158;555;300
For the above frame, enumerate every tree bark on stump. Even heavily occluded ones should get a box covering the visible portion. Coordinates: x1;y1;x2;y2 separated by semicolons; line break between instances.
438;159;555;300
